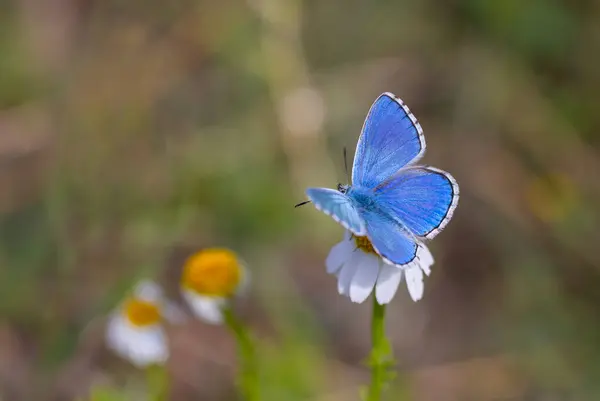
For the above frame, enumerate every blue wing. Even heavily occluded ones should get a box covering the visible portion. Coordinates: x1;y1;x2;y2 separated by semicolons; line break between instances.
352;92;426;188
360;205;431;268
306;188;366;235
374;166;459;240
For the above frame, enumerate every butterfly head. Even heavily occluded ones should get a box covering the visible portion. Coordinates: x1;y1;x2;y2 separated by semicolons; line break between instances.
337;183;350;194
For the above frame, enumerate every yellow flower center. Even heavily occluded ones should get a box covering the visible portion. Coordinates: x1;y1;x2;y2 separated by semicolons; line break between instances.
354;235;377;255
182;248;242;297
124;298;161;327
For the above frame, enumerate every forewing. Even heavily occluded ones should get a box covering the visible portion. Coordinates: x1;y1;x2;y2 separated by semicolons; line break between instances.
374;166;459;240
306;188;366;235
352;93;426;188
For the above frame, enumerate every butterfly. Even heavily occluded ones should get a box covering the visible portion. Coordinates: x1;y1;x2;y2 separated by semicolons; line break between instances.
304;92;459;268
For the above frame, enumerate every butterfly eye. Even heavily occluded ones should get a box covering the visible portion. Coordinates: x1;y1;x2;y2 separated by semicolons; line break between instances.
337;184;348;194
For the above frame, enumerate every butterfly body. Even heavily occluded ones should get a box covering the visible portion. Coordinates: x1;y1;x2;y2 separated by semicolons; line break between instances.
306;92;459;268
344;186;376;211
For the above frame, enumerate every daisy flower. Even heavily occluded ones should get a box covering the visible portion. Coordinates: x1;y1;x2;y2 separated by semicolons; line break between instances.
180;248;249;324
105;280;172;367
326;231;434;304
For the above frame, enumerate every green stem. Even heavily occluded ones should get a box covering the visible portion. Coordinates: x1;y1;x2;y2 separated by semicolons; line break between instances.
365;298;395;401
145;365;168;401
223;306;260;401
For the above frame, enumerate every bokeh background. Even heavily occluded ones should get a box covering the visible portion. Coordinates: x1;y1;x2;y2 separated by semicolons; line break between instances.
1;0;600;400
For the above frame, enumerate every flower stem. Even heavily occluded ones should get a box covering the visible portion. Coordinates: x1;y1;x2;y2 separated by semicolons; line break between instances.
145;365;168;401
365;297;395;401
223;306;260;401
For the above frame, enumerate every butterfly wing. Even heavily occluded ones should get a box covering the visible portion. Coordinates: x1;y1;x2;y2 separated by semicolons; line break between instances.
352;93;426;188
374;166;459;240
306;188;366;235
360;205;431;268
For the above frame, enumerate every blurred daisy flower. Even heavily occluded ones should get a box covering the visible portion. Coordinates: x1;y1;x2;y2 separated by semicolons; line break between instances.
327;231;434;303
105;280;175;367
181;248;249;324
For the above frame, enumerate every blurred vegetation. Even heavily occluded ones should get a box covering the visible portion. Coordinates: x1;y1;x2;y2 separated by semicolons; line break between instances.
0;0;599;400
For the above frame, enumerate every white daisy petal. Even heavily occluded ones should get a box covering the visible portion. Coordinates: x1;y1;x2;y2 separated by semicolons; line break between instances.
342;230;352;241
417;244;434;276
349;252;379;303
106;314;124;350
326;237;353;274
326;231;436;303
182;290;226;324
129;327;168;367
106;314;168;367
337;254;359;296
134;280;163;302
375;264;403;304
405;266;425;302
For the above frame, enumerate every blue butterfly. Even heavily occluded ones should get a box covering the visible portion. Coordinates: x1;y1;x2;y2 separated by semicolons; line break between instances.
305;92;459;268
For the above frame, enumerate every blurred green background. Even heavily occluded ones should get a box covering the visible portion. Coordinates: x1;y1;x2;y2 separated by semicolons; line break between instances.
1;0;600;400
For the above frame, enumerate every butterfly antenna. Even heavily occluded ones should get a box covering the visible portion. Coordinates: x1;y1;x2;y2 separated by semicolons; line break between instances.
294;200;311;208
343;146;350;184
